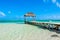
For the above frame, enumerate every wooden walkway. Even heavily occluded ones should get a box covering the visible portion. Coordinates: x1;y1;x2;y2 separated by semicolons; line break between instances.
25;21;60;30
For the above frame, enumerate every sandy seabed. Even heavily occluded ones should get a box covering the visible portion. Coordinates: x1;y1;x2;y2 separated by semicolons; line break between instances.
0;23;60;40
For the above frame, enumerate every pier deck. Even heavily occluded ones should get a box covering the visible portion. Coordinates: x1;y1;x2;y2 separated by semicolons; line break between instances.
25;21;60;30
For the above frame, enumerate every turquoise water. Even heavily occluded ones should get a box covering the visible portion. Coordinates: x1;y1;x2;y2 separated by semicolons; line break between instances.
0;20;24;24
0;20;60;23
36;20;60;22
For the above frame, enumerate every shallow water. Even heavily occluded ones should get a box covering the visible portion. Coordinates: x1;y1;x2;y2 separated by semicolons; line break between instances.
36;20;60;23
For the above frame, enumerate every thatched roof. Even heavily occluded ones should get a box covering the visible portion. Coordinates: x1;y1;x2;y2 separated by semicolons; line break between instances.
24;12;36;17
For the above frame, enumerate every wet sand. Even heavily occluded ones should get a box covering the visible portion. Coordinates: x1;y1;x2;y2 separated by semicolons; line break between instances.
0;23;60;40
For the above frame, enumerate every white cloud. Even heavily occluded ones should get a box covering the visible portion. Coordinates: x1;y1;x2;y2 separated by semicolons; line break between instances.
52;0;60;8
43;0;48;2
52;0;56;3
43;0;46;2
20;16;24;18
0;11;6;17
43;0;60;8
56;2;60;8
8;11;11;14
16;15;19;18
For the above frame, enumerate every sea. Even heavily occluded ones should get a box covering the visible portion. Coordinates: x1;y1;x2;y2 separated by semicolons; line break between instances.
0;20;60;23
36;20;60;23
0;20;24;24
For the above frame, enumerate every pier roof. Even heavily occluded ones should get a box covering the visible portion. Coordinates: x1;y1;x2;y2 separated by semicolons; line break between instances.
24;12;36;17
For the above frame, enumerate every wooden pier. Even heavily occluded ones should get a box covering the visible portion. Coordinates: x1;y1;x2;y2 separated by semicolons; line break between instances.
25;21;60;30
24;12;60;30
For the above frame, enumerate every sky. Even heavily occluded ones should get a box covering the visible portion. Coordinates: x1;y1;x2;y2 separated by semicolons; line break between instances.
0;0;60;20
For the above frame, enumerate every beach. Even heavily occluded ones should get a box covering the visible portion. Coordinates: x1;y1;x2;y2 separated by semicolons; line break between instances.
0;23;60;40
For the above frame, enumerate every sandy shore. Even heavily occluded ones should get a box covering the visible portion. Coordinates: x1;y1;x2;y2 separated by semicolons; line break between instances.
0;23;60;40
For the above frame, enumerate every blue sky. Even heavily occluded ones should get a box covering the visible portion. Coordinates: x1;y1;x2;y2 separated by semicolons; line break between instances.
0;0;60;20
